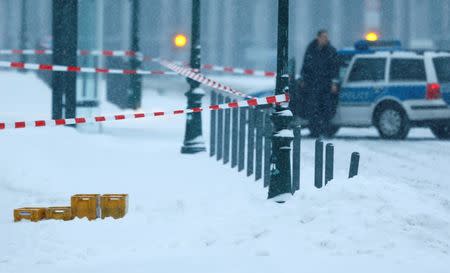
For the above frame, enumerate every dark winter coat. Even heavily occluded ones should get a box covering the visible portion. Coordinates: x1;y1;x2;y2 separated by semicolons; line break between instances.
301;39;339;88
293;39;339;120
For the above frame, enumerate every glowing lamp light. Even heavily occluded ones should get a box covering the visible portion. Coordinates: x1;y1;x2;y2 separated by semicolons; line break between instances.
365;32;379;42
173;34;188;48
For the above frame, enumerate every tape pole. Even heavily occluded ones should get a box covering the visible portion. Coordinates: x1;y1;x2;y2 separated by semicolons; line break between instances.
0;94;289;131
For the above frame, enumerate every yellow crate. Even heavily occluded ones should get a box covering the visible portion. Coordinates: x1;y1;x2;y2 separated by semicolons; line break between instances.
101;194;128;219
71;194;100;220
46;207;74;221
14;207;47;222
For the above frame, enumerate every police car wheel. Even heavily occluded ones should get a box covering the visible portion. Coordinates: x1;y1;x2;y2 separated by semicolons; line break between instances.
375;105;410;140
430;124;450;139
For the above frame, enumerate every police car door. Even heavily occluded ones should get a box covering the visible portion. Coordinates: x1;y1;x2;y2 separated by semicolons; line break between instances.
338;56;387;126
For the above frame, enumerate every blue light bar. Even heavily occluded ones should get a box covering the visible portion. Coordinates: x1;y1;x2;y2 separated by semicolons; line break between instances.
354;40;402;51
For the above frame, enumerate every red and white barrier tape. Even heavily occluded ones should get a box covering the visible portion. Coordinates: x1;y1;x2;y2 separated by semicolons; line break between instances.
201;64;276;77
0;59;257;100
0;49;139;57
0;50;272;99
0;49;279;77
0;94;288;131
159;60;253;99
0;61;176;76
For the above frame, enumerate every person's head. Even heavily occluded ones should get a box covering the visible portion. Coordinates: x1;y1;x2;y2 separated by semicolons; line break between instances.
316;29;329;47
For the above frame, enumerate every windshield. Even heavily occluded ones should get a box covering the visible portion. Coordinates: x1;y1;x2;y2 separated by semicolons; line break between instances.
433;57;450;83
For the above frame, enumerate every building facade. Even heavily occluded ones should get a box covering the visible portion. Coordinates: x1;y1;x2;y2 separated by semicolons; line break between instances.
1;0;449;71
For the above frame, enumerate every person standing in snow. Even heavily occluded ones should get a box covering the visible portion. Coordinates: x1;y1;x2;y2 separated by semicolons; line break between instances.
299;29;339;137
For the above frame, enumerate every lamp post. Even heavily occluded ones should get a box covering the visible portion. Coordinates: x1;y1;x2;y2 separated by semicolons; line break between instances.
52;0;78;120
181;0;206;154
19;0;27;65
129;0;142;110
268;0;293;202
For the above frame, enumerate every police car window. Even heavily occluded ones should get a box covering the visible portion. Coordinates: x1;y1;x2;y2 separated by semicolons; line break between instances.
348;58;386;82
338;55;351;79
390;59;426;81
433;57;450;83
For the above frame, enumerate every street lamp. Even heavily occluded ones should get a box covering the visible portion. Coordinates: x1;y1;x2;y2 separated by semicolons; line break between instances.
129;0;142;110
173;34;188;48
181;0;206;154
52;0;78;120
268;0;294;202
19;0;27;65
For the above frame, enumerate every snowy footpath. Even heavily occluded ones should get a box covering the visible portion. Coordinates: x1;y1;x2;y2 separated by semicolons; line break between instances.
1;71;449;273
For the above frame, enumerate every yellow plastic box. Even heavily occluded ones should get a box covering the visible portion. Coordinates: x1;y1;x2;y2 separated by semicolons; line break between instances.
101;194;128;219
46;206;74;221
14;207;47;222
71;194;100;220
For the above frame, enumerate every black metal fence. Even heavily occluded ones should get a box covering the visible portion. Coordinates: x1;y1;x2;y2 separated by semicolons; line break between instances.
209;92;302;193
209;91;360;194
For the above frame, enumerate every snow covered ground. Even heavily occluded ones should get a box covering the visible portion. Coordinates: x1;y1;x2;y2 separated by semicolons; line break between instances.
1;71;449;273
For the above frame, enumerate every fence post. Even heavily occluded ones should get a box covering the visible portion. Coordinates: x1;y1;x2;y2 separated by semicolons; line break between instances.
349;152;360;178
292;126;301;192
238;106;247;172
268;0;294;201
263;111;272;188
223;97;231;165
247;107;256;177
181;0;206;154
231;101;239;168
325;143;334;185
216;94;224;161
210;93;217;157
314;139;324;189
255;110;264;181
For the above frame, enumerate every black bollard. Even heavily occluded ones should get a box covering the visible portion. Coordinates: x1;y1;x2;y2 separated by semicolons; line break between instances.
314;139;324;189
325;143;334;185
292;126;301;192
216;94;224;161
349;152;360;178
263;111;272;188
223;97;231;165
247;107;256;177
238;107;247;172
231;102;239;168
210;93;217;157
255;110;264;181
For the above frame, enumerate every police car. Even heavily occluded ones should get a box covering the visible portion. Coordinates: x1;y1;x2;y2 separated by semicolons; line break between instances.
254;40;450;139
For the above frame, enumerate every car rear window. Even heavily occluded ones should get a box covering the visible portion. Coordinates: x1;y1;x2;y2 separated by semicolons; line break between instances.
348;58;386;82
389;58;426;81
433;57;450;83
